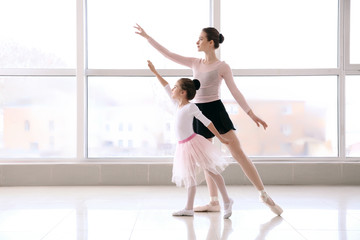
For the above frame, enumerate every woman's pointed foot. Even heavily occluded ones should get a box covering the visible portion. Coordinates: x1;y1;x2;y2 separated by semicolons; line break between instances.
259;192;283;216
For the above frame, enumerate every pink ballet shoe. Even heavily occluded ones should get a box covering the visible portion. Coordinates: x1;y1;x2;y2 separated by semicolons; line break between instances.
193;203;221;212
259;192;283;216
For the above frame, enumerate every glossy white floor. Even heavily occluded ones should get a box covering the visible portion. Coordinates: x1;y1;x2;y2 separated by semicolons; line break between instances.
0;185;359;240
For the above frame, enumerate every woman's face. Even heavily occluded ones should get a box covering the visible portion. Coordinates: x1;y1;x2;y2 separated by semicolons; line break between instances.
196;31;212;52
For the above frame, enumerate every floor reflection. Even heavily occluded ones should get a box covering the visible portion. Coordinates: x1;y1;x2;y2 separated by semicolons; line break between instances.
254;216;283;240
175;213;284;240
0;186;359;240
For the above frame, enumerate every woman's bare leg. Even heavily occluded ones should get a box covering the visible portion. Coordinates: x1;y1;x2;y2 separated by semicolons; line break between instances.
196;130;280;212
222;130;276;206
222;130;264;190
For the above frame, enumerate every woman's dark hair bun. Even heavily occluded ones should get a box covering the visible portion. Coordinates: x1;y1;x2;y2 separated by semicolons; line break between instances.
193;79;201;90
219;34;224;44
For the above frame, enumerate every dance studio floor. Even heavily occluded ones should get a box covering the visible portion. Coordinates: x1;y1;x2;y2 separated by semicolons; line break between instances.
0;185;359;240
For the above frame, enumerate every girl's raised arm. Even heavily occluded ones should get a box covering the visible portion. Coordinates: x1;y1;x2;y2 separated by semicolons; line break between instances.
147;60;168;87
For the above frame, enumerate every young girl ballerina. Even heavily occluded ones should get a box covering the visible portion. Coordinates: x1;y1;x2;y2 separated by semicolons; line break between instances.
147;60;233;219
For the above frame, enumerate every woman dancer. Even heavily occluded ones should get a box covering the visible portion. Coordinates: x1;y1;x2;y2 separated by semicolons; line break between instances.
147;60;233;219
135;24;282;216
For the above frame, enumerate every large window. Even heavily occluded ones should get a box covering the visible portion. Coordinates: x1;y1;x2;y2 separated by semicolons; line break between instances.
0;77;76;158
346;76;360;157
221;76;338;157
0;0;359;161
87;0;209;69
0;0;76;68
350;0;360;64
221;0;338;69
88;77;177;157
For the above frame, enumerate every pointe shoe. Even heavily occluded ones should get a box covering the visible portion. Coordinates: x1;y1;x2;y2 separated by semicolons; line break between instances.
223;198;234;219
259;192;283;216
172;209;194;217
193;203;221;212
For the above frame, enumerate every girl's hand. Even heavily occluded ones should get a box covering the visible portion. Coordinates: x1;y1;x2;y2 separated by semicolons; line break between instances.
147;60;156;73
248;110;268;130
134;24;150;39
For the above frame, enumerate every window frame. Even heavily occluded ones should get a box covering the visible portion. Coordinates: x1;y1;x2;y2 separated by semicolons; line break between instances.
344;0;360;71
0;0;359;162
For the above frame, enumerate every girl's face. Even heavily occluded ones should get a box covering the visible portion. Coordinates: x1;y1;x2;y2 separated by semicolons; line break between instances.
196;31;213;52
171;81;185;100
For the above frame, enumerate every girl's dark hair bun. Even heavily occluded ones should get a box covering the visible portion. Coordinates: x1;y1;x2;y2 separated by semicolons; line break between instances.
219;34;224;44
193;79;201;90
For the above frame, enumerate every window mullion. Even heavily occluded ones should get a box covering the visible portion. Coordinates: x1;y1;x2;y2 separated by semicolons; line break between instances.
77;0;86;160
339;0;346;159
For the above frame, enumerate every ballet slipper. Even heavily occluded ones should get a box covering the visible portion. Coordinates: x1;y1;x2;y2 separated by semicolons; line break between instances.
259;192;283;216
172;209;194;217
193;203;221;212
223;198;234;219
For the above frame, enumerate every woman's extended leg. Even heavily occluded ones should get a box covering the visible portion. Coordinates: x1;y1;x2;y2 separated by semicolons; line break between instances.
222;130;282;215
221;130;264;190
196;130;282;215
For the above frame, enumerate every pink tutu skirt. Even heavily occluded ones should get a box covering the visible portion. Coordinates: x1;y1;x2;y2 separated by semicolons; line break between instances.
172;133;229;188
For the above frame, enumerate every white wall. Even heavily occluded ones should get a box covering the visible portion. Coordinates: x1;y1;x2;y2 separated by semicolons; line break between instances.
0;162;359;186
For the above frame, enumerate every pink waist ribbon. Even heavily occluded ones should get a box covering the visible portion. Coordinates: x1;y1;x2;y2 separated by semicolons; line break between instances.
178;133;197;144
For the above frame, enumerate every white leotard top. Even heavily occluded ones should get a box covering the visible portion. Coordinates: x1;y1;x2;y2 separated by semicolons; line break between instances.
164;84;211;141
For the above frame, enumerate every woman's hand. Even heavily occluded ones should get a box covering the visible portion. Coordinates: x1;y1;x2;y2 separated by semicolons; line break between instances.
248;110;268;130
134;23;150;39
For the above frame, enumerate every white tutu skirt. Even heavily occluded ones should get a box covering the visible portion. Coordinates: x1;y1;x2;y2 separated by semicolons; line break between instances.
172;134;229;188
